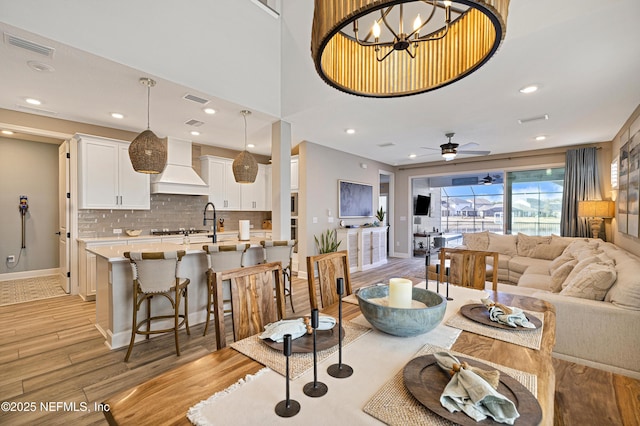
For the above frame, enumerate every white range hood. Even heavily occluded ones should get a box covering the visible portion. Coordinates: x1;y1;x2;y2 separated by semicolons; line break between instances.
151;137;209;195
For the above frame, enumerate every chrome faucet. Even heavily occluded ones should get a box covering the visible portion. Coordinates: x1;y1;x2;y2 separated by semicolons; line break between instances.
203;202;217;243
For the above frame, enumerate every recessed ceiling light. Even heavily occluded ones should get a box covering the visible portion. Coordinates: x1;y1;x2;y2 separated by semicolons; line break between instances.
519;85;539;94
27;61;55;73
2;130;14;135
409;153;417;159
535;135;547;141
247;143;255;148
203;108;216;115
345;128;355;134
111;112;124;119
25;98;41;105
190;131;200;136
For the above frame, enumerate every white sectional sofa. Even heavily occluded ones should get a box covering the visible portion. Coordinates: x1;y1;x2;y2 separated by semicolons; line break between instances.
460;231;640;378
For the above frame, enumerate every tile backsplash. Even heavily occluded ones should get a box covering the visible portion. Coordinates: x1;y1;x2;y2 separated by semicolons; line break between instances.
77;194;271;237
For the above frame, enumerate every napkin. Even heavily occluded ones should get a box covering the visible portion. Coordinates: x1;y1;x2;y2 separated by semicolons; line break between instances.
481;298;536;329
258;316;337;343
433;352;520;424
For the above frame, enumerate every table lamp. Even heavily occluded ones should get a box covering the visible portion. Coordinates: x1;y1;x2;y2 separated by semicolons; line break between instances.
577;200;615;239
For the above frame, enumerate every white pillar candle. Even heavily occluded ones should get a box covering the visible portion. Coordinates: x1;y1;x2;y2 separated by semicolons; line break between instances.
388;278;413;308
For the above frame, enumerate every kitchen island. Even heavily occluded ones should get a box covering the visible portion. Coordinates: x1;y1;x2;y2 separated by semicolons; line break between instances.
86;237;267;350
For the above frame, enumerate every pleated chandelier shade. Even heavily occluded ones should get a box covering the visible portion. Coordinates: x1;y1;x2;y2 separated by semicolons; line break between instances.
311;0;510;97
232;110;258;184
129;77;167;174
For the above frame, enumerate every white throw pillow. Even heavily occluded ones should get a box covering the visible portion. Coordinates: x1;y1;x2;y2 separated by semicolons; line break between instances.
548;253;574;275
560;261;617;300
605;258;640;310
487;233;517;257
531;243;566;261
562;255;606;289
516;233;551;257
550;259;578;293
462;231;489;251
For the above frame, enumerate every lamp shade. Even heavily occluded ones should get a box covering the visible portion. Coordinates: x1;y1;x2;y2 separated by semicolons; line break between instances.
577;200;615;218
129;130;167;174
232;150;258;183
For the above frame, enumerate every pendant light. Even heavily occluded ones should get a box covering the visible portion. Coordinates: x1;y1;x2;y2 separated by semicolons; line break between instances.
129;77;167;174
232;110;258;183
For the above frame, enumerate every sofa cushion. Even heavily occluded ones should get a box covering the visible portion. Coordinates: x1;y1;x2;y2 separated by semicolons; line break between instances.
518;273;552;291
531;242;567;260
488;233;517;257
560;261;617;300
509;256;550;274
516;233;551;257
462;231;489;251
550;259;578;293
562;240;600;258
605;257;640;310
549;253;575;275
562;255;606;289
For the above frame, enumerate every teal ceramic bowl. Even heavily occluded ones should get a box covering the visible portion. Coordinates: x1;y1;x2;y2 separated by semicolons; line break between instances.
356;285;446;337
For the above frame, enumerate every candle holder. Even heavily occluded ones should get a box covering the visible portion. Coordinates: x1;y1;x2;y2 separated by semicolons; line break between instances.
327;278;353;378
303;309;328;397
275;334;300;417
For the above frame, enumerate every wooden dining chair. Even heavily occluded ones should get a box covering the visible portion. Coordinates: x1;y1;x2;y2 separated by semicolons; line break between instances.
212;261;285;349
202;243;250;336
306;250;352;310
122;250;190;362
439;247;498;291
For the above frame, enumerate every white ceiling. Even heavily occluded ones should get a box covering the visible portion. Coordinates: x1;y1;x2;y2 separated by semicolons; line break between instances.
1;0;639;166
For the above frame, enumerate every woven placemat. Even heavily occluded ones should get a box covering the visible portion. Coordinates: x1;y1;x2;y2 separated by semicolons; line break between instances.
363;343;537;426
230;321;371;380
445;309;544;350
343;293;359;305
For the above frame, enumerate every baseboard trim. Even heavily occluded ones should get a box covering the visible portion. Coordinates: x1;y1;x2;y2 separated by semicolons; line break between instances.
0;268;61;282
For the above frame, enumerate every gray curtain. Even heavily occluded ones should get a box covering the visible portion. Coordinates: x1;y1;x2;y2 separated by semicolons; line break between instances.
561;147;602;237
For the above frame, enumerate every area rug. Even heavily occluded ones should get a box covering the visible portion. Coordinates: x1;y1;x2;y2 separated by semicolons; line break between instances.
0;275;67;306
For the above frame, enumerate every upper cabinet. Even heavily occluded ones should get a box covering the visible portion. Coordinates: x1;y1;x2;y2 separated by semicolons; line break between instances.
200;155;270;211
76;134;150;210
291;156;299;190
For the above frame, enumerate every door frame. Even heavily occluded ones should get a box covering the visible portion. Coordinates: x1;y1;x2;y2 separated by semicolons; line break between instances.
379;169;395;257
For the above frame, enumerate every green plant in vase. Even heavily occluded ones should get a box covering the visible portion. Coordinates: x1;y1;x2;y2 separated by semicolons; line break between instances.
376;207;385;223
314;229;342;253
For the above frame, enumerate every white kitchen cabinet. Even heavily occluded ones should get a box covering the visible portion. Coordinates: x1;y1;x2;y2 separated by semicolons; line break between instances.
291;156;299;190
76;134;150;210
337;227;388;272
200;155;269;211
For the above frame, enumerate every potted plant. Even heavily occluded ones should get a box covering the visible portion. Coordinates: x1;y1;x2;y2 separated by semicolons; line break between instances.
376;207;385;223
314;229;341;253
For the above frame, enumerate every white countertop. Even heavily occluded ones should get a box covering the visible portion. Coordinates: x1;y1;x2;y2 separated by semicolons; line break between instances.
86;237;267;262
78;229;272;243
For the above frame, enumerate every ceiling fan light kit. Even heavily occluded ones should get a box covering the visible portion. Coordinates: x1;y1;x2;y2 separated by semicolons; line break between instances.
311;0;509;97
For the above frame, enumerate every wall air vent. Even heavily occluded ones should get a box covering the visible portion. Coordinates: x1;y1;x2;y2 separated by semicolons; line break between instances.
182;94;210;105
185;119;204;127
518;114;549;124
4;33;55;58
377;142;396;147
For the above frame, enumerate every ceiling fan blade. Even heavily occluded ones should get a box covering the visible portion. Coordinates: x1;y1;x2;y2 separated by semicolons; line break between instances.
420;146;440;151
457;142;479;150
457;150;491;155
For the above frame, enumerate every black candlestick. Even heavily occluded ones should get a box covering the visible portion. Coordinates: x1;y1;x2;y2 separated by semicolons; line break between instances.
445;264;453;301
303;309;328;397
327;278;353;378
275;334;300;417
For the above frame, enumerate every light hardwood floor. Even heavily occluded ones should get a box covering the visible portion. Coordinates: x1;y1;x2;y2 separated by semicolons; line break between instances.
0;257;638;425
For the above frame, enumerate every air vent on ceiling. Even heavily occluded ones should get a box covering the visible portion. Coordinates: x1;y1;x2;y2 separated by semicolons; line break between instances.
518;114;549;124
377;142;396;147
182;94;210;105
185;119;204;127
4;33;55;58
17;104;57;116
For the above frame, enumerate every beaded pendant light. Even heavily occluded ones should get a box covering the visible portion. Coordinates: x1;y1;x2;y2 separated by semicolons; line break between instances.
129;77;167;174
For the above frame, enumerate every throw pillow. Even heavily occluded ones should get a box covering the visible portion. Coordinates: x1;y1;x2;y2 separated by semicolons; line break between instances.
560;261;617;300
462;231;489;251
548;253;574;275
562;240;600;258
531;243;566;261
561;255;604;289
487;233;517;257
605;258;640;310
516;233;552;257
550;259;578;292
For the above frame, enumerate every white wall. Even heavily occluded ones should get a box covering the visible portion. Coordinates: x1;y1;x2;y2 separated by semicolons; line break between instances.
0;137;59;275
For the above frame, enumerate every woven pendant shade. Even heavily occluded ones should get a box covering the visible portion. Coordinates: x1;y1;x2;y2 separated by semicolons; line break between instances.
129;130;167;174
232;150;258;183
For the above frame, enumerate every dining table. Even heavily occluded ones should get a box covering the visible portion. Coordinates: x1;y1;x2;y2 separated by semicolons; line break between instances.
103;286;556;425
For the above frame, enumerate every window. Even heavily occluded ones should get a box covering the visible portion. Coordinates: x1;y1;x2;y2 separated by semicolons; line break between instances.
440;184;504;233
506;168;565;235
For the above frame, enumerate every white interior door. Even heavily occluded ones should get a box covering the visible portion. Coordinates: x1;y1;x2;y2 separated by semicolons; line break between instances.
58;141;70;293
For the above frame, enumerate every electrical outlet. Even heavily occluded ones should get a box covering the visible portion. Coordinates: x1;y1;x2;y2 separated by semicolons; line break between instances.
113;228;122;234
7;255;16;263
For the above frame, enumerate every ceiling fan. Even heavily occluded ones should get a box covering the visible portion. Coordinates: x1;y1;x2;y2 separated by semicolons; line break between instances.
420;132;491;161
480;173;501;185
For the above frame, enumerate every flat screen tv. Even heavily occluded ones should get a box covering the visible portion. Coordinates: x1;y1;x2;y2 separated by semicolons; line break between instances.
414;194;431;216
339;180;374;218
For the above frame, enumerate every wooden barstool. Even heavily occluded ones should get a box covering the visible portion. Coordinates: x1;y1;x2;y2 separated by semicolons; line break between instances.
261;240;296;312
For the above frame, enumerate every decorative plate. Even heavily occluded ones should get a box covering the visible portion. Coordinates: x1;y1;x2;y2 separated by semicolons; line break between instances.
403;354;542;426
262;323;345;353
460;304;542;330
